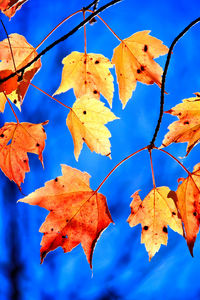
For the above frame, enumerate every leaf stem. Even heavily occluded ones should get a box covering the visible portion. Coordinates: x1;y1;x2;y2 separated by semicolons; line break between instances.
35;10;82;51
87;9;122;42
0;0;122;85
29;83;72;110
154;147;191;175
149;17;200;149
83;10;87;54
95;146;147;193
3;92;19;123
149;150;156;188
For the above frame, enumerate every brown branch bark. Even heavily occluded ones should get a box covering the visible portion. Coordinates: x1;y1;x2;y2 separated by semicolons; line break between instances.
0;0;122;85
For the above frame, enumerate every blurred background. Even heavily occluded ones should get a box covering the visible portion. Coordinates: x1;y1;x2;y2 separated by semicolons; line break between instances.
1;0;200;299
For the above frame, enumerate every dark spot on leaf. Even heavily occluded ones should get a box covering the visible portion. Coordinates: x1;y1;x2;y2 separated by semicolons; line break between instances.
84;59;87;64
120;73;122;76
84;80;87;84
193;211;197;216
137;69;141;74
163;226;168;233
36;143;40;147
83;111;87;115
184;121;189;125
141;66;145;71
14;99;17;104
42;128;45;132
149;80;154;84
178;113;182;116
95;60;99;64
93;90;98;94
51;228;54;231
0;134;4;138
172;212;176;215
143;226;148;230
23;159;27;163
66;219;69;222
144;45;148;52
55;177;58;182
62;235;66;238
82;137;85;141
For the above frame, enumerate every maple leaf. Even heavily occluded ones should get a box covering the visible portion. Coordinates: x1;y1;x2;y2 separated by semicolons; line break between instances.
53;51;114;107
0;92;6;113
127;187;183;260
66;94;119;160
0;33;41;111
0;120;48;188
112;30;168;108
18;164;113;267
0;0;27;18
162;94;200;155
175;163;200;255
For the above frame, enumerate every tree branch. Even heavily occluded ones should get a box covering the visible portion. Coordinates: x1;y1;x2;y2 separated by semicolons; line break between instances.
149;17;200;149
0;0;122;85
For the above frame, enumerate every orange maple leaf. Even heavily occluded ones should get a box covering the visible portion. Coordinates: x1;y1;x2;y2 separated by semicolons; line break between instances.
0;0;27;18
53;51;114;107
0;121;48;188
127;187;183;260
162;93;200;155
18;165;113;268
176;163;200;255
67;94;119;160
112;30;168;108
0;33;41;111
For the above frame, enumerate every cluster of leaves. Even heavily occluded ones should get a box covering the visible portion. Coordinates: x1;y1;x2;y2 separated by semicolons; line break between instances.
1;0;200;269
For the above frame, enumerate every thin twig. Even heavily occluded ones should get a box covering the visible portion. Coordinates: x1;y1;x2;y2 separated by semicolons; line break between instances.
0;0;122;85
149;17;200;149
94;0;100;11
83;0;100;11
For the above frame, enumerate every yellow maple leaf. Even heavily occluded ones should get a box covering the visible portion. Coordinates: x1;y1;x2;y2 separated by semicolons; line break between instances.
0;92;6;113
66;94;119;160
127;187;183;260
162;94;200;155
54;51;114;107
112;30;168;108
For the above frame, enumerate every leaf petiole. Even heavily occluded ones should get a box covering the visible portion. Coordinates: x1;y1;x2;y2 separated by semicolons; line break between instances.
29;83;72;111
95;146;147;193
